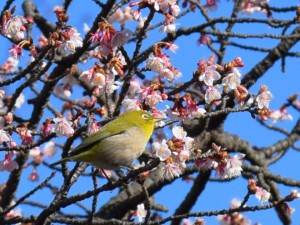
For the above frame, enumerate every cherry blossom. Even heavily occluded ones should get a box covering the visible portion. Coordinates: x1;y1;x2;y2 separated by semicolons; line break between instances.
60;27;83;53
152;139;171;161
255;187;271;203
1;57;19;73
111;29;133;48
205;85;222;104
199;65;221;87
9;44;23;59
145;53;165;73
80;69;106;88
269;109;292;123
256;86;273;109
43;141;57;158
162;162;182;180
122;98;142;111
222;68;241;90
53;117;74;137
2;15;28;41
0;153;19;172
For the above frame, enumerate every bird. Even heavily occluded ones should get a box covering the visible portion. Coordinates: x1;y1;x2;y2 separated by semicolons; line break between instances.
50;110;156;170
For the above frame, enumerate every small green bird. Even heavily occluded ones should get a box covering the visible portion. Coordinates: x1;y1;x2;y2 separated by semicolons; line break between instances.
51;110;156;170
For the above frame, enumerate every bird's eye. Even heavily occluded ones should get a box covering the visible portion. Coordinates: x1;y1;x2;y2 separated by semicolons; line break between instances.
142;113;150;120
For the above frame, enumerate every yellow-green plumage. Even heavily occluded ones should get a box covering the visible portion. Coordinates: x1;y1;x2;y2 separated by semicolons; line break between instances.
51;110;156;170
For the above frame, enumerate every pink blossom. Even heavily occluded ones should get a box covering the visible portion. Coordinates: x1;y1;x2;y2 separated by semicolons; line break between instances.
142;90;164;108
128;78;141;96
196;157;215;171
145;53;165;73
53;117;74;137
197;33;211;45
199;65;221;87
286;189;300;201
9;44;23;59
170;4;180;16
165;43;179;53
54;83;72;98
179;150;190;162
256;90;273;109
122;98;142;111
225;153;245;178
29;168;39;182
111;29;133;48
0;153;19;172
29;146;41;158
159;23;176;33
255;187;270;203
2;15;28;41
269;109;292;123
43;141;57;157
79;68;106;88
162;162;182;180
205;85;222;104
1;57;19;73
88;121;101;135
152;140;171;161
60;27;83;53
222;68;241;90
22;130;33;145
5;208;22;219
240;0;269;14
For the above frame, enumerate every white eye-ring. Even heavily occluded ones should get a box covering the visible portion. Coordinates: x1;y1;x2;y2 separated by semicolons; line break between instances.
142;113;150;120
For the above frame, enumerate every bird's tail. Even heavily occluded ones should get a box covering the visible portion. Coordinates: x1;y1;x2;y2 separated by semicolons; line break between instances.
49;157;71;167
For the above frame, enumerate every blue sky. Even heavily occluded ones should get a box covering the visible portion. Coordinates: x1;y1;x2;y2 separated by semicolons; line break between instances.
0;0;300;225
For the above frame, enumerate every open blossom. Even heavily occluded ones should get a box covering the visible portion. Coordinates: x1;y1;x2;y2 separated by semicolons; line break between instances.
269;109;292;123
152;140;171;161
256;90;273;109
54;83;72;98
224;153;245;178
80;69;106;88
2;15;28;41
205;85;222;104
9;44;23;59
43;141;57;157
122;98;142;111
62;27;83;53
111;29;133;48
145;53;164;73
240;0;269;14
199;65;221;87
0;153;19;172
214;154;244;179
53;117;74;137
222;68;241;90
159;23;177;33
162;162;182;180
1;57;19;73
255;187;271;203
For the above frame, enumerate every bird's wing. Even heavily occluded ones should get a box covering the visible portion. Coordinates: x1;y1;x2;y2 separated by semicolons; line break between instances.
69;121;128;157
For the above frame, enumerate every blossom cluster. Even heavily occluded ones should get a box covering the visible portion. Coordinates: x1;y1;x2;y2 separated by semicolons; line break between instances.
196;143;245;179
130;0;180;33
151;126;194;180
